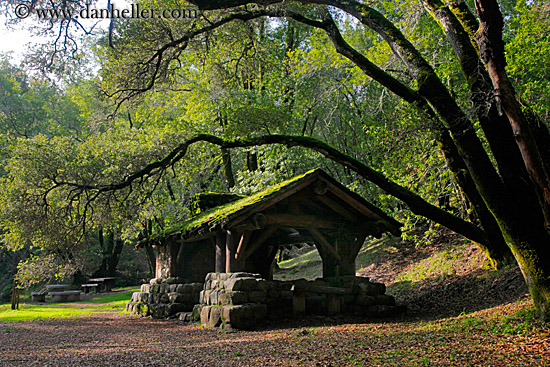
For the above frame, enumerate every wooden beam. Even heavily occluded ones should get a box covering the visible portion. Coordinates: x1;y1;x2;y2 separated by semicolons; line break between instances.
235;230;252;261
240;226;279;261
307;227;341;261
315;195;360;223
325;182;381;221
215;232;226;273
265;214;345;229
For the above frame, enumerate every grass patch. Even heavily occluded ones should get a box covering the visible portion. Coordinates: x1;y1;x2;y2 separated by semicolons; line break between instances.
0;286;139;323
395;249;464;283
274;249;322;281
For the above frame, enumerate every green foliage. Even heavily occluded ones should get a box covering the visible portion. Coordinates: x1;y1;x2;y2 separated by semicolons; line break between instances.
505;0;550;116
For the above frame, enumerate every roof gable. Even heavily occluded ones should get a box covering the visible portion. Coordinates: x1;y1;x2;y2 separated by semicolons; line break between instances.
154;168;401;242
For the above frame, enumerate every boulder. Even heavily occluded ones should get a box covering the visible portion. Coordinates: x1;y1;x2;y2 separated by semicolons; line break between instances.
221;303;267;329
208;307;222;327
200;306;211;325
225;277;259;291
169;292;191;304
209;290;221;305
248;291;267;303
228;272;261;279
356;295;376;306
357;283;380;296
375;294;395;306
141;284;151;293
219;291;248;305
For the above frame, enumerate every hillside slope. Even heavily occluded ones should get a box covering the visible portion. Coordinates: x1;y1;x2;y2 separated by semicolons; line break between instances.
274;229;529;319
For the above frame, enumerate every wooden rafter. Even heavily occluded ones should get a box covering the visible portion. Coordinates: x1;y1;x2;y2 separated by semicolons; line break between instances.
239;225;279;261
265;213;346;229
314;195;360;223
325;182;381;221
235;230;252;260
307;227;342;261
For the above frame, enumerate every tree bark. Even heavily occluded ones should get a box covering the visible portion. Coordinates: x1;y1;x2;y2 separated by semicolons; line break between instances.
473;0;550;319
221;147;235;189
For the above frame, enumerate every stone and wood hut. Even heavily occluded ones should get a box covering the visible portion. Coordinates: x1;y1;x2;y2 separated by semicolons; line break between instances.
144;168;401;282
129;169;404;326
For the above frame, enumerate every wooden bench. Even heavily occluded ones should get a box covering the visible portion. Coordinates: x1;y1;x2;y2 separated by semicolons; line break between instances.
291;282;352;316
81;283;100;293
48;290;81;302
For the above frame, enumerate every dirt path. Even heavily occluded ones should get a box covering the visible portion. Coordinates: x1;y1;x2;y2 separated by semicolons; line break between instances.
1;305;549;366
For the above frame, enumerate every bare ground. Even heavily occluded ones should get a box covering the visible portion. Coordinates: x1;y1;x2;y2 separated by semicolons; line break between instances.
1;232;548;366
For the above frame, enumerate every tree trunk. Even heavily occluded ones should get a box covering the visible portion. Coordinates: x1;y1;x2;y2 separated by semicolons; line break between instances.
95;227;107;277
473;0;550;319
221;148;235;189
107;237;124;277
246;151;258;171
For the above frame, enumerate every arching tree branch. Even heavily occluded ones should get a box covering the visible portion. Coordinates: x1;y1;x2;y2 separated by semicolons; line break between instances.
56;133;489;245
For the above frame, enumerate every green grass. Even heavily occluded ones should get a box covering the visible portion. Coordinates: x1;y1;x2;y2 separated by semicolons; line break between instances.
0;287;138;323
274;249;322;281
395;249;463;283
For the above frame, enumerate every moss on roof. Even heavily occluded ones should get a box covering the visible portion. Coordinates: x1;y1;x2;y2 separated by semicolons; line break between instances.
189;192;246;217
152;168;322;241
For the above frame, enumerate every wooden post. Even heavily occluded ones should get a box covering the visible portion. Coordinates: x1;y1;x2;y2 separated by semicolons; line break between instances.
327;294;341;315
293;291;306;316
215;232;226;273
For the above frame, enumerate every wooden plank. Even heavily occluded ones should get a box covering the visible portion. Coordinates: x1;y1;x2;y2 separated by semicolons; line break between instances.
292;283;352;295
307;227;342;261
235;230;252;260
293;292;306;316
265;214;345;229
240;226;279;261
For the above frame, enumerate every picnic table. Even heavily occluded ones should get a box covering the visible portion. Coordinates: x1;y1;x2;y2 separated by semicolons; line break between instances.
88;277;116;292
45;284;81;302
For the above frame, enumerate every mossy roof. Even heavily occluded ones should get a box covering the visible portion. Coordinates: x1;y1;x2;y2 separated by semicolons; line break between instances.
148;168;401;243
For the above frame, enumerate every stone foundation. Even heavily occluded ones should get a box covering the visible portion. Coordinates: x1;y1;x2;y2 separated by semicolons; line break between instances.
125;277;203;319
193;272;404;330
127;273;403;329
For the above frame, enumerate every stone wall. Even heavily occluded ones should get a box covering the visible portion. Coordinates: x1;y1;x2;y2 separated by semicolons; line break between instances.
127;273;403;329
193;272;403;330
194;272;294;330
125;277;203;319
